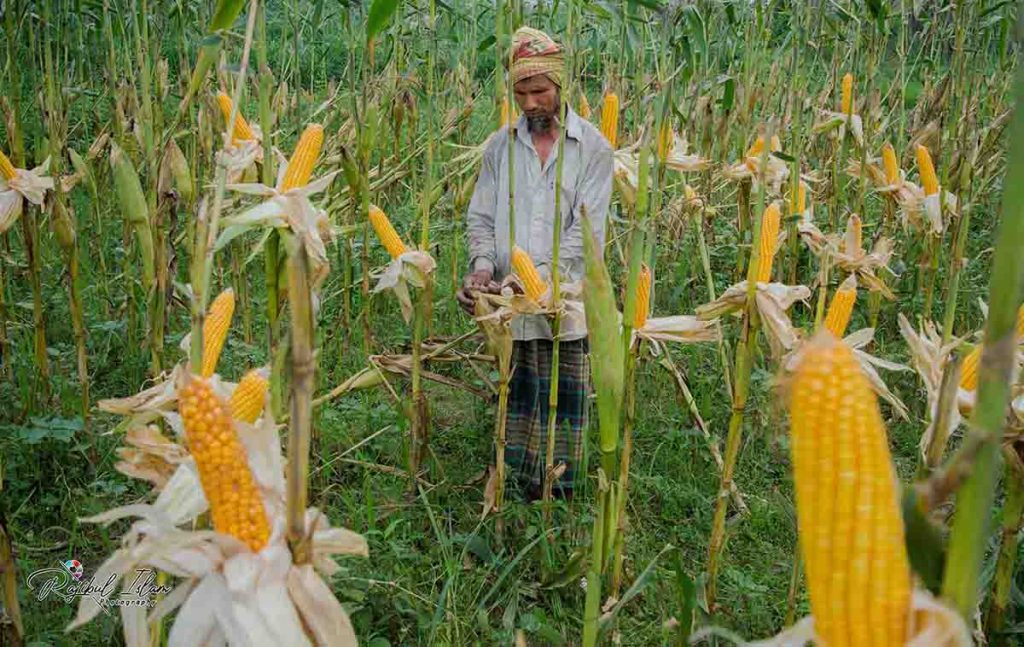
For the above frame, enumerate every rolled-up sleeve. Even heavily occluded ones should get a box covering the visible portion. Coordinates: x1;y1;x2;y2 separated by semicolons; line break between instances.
561;139;613;280
466;140;499;274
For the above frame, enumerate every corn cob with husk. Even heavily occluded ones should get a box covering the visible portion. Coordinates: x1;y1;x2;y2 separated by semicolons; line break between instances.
656;123;673;163
0;149;15;181
753;202;781;283
369;205;408;259
959;305;1024;392
511;246;548;303
217;91;257;144
841;72;854;115
600;92;619;149
578;91;592;120
824;275;858;338
110;141;155;291
634;264;651;330
882;142;901;186
280;123;324;192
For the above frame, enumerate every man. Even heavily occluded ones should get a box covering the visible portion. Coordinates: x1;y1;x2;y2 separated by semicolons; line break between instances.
456;26;613;501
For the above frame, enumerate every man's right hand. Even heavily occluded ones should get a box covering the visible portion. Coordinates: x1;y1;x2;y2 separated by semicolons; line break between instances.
457;269;500;316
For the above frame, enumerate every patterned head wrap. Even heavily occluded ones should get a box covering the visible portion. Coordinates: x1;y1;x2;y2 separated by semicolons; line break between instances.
508;26;564;88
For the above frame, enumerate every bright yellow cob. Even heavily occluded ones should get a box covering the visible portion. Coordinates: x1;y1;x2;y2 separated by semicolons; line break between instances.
882;142;900;185
369;205;408;259
841;72;854;114
753;202;781;283
578;91;592;120
789;334;911;647
600;92;619;149
0;149;16;181
511;246;547;302
916;144;939;197
201;288;235;378
960;305;1024;391
279;123;324;192
746;136;765;159
657;122;673;163
634;264;651;330
231;368;269;424
179;376;271;552
824;275;857;338
216;92;256;144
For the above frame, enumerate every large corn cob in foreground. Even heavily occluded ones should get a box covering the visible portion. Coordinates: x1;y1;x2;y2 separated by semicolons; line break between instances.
179;377;270;551
600;92;619;149
280;123;324;192
634;264;651;330
511;246;547;303
201;288;235;378
216;92;256;144
0;149;16;181
753;202;781;283
369;205;408;259
824;275;858;338
789;334;910;647
231;368;269;424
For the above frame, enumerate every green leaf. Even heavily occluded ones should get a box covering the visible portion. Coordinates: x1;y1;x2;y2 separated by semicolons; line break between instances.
208;0;245;32
367;0;402;43
902;487;946;594
477;34;496;51
598;544;674;635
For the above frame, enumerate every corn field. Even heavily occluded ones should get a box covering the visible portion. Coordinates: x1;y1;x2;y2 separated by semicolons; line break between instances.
1;0;1023;645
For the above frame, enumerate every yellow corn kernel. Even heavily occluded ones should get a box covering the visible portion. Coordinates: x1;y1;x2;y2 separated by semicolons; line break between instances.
216;92;256;144
179;376;271;552
231;368;269;424
841;72;854;115
634;264;651;330
746;136;765;159
790;180;807;216
1017;304;1024;337
369;205;407;259
845;213;864;258
916;144;939;196
600;92;619;149
657;122;673;163
959;346;980;391
578;91;592;120
279;123;324;192
201;288;235;378
882;142;900;185
511;246;547;302
753;202;781;283
824;275;857;338
789;334;911;647
0;149;16;181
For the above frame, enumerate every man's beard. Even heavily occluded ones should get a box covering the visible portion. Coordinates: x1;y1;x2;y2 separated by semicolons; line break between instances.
526;114;554;133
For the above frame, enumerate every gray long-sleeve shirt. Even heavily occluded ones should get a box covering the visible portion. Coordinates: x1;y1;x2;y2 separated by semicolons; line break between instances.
466;106;613;341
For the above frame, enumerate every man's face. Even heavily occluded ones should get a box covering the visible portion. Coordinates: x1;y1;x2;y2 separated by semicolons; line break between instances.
513;74;560;133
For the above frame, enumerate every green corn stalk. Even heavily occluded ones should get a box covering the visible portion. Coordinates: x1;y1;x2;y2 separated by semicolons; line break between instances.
285;235;314;566
983;447;1024;645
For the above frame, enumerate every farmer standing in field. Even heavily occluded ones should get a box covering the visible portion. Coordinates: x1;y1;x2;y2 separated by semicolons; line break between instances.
456;26;613;501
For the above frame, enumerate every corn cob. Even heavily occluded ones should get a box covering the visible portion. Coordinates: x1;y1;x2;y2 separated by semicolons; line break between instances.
369;205;408;259
790;180;807;216
0;149;16;181
231;368;269;424
216;92;256;144
657;122;673;163
754;202;781;283
746;136;765;159
600;92;619;149
960;305;1024;391
279;123;324;192
511;246;547;302
578;91;592;120
882;142;900;185
179;376;271;552
201;288;235;378
824;275;857;338
789;334;911;647
841;72;853;114
845;214;863;258
916;144;939;197
634;264;651;330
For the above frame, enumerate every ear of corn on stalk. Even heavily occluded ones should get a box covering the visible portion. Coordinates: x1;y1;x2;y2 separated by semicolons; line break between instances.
746;136;765;159
824;275;857;338
578;91;592;120
754;202;781;283
845;213;863;257
841;72;853;114
634;264;651;330
790;180;807;216
511;246;547;302
231;368;269;424
0;149;16;181
657;123;673;163
201;288;235;378
369;205;408;259
882;143;900;185
960;304;1024;391
179;376;271;552
216;91;256;144
109;142;156;291
280;123;324;192
600;92;619;149
789;333;911;647
916;144;939;197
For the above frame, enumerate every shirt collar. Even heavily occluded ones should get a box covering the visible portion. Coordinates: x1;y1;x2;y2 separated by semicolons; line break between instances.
511;104;584;142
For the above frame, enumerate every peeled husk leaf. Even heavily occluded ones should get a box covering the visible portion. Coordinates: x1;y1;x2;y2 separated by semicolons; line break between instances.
697;281;811;357
798;212;895;298
371;250;436;324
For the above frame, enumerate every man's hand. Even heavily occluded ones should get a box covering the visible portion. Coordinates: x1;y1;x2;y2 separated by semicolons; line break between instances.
457;269;500;315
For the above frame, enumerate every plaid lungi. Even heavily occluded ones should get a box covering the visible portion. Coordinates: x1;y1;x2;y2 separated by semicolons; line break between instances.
504;338;589;500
